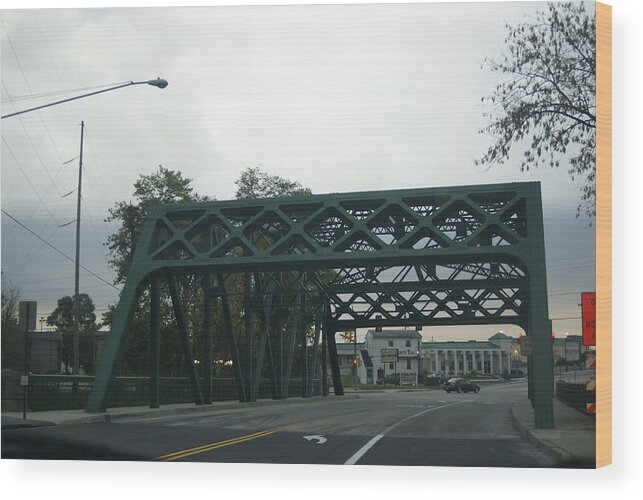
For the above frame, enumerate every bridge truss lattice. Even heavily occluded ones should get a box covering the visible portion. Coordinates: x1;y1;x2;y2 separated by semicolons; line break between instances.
86;181;554;428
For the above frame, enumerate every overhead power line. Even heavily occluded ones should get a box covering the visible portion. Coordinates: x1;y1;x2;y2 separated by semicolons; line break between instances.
1;81;132;104
1;209;120;292
1;136;59;224
62;156;79;165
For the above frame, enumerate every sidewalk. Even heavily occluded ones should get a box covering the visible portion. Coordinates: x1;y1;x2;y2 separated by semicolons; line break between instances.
2;393;358;430
511;397;596;467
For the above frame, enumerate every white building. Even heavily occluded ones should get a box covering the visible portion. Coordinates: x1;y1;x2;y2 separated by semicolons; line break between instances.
339;329;516;385
420;339;509;377
359;330;422;385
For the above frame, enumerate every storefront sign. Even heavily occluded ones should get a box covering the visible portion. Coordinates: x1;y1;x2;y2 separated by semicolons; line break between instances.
381;348;398;363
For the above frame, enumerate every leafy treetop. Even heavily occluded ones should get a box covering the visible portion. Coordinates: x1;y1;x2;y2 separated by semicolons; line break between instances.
46;293;98;333
235;167;312;200
105;166;207;284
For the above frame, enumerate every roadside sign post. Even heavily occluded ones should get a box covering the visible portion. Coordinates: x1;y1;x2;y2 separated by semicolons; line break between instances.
380;348;398;386
380;348;398;363
21;375;29;418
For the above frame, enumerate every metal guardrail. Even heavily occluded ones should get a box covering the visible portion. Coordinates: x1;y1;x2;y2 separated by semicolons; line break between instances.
555;380;595;415
15;375;321;411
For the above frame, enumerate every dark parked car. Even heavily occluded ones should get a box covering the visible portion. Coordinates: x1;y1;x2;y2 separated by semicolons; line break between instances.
423;376;447;387
443;378;480;394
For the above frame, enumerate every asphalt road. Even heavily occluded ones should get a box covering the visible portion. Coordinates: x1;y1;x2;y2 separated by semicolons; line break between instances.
2;380;563;467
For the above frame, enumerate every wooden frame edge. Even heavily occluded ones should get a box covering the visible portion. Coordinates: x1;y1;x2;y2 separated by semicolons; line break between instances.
596;1;612;469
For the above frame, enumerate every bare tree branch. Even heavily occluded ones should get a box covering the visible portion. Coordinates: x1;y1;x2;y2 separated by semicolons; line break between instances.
478;2;596;219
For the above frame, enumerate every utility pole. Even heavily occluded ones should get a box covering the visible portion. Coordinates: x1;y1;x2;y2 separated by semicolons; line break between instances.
73;121;84;375
23;302;31;420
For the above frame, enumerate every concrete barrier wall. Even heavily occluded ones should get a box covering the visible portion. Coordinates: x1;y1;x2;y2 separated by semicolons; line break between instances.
556;380;595;415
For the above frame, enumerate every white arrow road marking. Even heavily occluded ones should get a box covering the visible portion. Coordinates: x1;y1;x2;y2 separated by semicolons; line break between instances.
303;435;327;445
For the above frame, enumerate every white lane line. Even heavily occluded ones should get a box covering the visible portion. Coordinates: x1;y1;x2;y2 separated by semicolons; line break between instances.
344;435;384;465
344;402;460;465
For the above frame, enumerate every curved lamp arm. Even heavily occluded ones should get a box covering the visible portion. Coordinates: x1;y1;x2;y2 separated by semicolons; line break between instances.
1;78;168;119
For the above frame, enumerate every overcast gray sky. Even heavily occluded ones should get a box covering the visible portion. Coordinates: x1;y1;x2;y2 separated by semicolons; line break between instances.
0;1;596;341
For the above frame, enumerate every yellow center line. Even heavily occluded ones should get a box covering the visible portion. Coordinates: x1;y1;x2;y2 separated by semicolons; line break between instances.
155;408;369;462
159;429;279;461
156;429;275;461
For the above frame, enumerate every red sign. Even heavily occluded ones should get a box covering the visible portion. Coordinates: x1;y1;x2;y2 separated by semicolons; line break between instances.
581;292;596;346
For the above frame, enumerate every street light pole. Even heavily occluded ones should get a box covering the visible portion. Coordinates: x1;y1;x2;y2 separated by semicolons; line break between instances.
1;78;168;119
2;77;168;373
3;76;167;378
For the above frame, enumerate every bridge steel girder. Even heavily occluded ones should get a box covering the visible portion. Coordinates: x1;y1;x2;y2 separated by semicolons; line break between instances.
85;181;553;429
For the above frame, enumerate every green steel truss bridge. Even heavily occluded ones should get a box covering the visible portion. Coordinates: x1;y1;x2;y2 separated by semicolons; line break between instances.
86;181;554;428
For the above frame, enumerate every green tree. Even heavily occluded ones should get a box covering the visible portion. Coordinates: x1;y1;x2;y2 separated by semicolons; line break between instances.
105;165;208;285
1;275;23;371
233;168;325;386
46;293;98;373
46;294;98;333
102;165;317;383
477;2;596;218
235;167;312;200
103;166;207;375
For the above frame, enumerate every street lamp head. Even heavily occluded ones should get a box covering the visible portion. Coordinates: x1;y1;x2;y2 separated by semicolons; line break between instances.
147;78;168;89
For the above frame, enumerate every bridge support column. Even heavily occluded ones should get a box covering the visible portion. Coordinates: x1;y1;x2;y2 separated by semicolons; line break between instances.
203;273;213;405
283;280;304;398
527;185;554;429
308;301;323;397
253;274;275;401
85;273;142;413
301;291;308;398
168;275;204;406
321;324;328;396
219;276;247;402
149;275;160;409
244;273;253;402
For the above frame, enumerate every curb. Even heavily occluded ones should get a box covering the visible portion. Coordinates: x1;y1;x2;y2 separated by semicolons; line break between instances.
32;394;361;427
509;402;575;463
1;418;56;431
